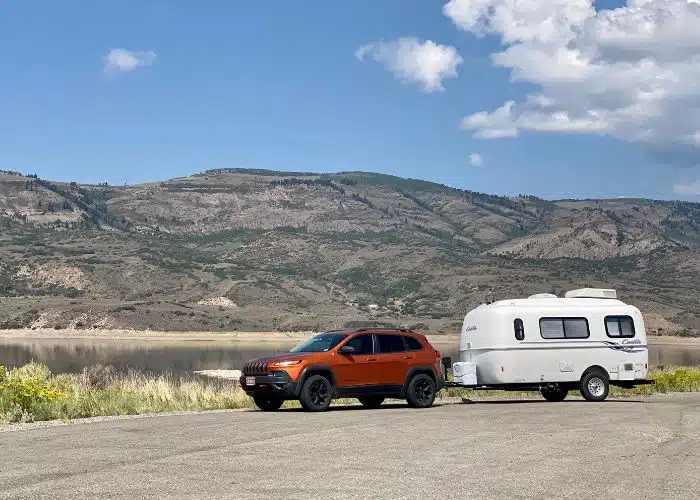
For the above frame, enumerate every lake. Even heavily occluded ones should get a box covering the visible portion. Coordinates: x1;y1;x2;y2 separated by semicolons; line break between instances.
1;338;699;374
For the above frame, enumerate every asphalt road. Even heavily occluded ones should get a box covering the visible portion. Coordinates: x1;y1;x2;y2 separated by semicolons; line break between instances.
1;394;699;500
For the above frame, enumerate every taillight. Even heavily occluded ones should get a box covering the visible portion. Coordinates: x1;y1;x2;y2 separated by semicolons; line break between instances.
435;350;441;358
645;363;648;370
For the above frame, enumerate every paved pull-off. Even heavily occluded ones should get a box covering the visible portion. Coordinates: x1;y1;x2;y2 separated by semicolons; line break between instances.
1;394;699;500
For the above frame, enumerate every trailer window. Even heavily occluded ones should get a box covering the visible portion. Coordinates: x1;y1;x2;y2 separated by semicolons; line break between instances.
514;319;525;341
605;316;636;338
540;319;565;339
539;318;590;339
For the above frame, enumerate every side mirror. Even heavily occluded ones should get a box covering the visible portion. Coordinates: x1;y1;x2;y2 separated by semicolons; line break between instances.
338;345;356;354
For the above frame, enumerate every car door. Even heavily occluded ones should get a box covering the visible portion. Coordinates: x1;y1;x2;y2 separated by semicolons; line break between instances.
333;333;377;389
375;334;412;388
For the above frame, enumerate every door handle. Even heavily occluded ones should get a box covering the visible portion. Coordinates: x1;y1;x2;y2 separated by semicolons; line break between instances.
402;356;413;360
367;357;378;362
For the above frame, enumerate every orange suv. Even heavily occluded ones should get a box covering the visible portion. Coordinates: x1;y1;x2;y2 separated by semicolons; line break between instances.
239;328;444;412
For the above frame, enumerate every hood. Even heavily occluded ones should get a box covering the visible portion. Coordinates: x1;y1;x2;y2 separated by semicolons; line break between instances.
249;352;316;363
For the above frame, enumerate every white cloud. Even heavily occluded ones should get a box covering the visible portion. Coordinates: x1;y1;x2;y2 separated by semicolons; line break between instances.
469;153;484;167
674;179;700;195
104;49;156;75
443;0;700;166
356;38;463;92
462;101;519;138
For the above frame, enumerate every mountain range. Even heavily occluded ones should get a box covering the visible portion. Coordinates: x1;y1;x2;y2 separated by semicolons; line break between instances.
1;168;698;336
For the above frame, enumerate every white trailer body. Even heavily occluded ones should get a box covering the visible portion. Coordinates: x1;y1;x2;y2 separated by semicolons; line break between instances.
448;288;652;401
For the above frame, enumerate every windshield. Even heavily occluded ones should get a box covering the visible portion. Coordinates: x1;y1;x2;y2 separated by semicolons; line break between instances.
289;332;349;353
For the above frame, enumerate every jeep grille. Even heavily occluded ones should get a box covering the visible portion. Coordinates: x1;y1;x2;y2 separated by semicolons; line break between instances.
243;361;269;376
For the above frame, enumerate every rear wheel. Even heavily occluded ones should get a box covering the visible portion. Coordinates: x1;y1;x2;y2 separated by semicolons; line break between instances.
406;373;436;409
299;375;333;412
358;396;385;409
580;370;609;402
253;395;284;411
540;384;568;402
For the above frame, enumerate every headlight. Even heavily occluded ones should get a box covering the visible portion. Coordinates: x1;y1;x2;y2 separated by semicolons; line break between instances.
274;360;301;367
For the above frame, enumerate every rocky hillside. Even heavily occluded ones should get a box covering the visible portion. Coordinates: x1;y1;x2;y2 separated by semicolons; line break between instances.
1;168;699;335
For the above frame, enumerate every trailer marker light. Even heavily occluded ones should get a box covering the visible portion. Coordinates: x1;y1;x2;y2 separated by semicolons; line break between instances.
501;366;504;373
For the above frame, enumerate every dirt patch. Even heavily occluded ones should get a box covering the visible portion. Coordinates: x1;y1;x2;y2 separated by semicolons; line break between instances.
15;264;89;291
197;297;238;308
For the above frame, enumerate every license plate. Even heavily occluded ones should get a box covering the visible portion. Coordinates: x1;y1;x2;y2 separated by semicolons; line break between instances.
245;376;255;386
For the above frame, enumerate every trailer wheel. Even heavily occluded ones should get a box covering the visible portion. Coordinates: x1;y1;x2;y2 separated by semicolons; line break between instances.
540;385;568;402
580;370;609;402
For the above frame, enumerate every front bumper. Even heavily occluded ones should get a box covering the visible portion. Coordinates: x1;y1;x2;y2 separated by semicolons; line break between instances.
239;371;297;399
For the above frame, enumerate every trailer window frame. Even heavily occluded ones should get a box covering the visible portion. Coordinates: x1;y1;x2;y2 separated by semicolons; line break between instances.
539;317;590;339
514;318;525;341
604;315;636;339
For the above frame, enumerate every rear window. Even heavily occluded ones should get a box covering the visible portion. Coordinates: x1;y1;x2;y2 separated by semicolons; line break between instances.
404;336;424;351
605;316;636;338
539;318;590;339
377;334;406;353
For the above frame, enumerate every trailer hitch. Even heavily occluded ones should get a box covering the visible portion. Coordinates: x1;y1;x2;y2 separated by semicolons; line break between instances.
441;356;452;381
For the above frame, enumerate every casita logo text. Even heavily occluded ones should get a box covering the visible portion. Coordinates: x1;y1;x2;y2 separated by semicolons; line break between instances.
622;339;642;345
464;325;477;332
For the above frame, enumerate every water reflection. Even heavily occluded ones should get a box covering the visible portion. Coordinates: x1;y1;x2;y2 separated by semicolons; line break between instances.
0;339;698;374
0;340;296;374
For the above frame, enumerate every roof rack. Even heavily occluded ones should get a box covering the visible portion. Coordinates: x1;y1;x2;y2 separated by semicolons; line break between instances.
355;328;415;333
565;288;617;299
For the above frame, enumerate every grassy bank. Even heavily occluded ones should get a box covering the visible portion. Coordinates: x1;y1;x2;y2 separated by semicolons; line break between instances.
1;363;699;424
0;363;253;424
439;366;700;399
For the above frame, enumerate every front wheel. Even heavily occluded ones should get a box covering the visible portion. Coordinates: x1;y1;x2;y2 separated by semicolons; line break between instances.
406;373;436;408
253;395;284;411
540;385;568;402
580;370;609;402
299;375;333;412
358;396;385;409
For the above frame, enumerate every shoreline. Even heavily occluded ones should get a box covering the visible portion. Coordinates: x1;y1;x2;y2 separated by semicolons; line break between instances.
0;328;698;346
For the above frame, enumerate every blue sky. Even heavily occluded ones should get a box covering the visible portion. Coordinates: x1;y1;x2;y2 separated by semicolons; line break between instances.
2;0;700;200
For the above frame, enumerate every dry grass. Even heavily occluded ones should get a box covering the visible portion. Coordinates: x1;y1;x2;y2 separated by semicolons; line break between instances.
1;362;254;424
2;363;699;424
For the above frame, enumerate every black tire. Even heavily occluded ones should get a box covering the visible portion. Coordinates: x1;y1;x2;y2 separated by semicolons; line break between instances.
253;395;284;411
540;385;568;402
358;396;385;409
299;375;333;412
580;370;609;402
406;373;436;409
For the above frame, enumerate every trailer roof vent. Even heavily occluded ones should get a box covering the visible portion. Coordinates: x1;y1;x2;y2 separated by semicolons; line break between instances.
528;293;558;299
564;288;617;299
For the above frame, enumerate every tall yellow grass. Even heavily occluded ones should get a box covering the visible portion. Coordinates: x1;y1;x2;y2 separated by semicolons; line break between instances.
2;363;699;424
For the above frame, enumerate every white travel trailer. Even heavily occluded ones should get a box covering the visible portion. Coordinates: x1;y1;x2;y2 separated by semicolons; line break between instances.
444;288;653;402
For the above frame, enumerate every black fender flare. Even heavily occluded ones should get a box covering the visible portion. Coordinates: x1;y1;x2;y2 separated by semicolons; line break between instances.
401;366;439;397
294;366;337;396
